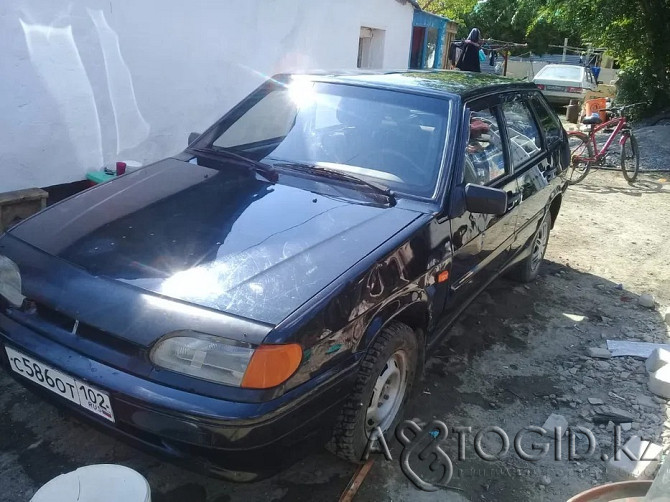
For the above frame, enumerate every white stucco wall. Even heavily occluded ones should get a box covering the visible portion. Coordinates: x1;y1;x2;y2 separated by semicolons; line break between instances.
0;0;414;192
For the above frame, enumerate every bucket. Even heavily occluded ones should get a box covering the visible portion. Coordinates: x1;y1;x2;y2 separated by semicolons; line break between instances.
31;464;151;502
566;480;651;501
584;98;607;122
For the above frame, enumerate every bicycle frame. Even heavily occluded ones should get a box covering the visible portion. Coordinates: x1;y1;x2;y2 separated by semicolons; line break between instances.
579;115;630;163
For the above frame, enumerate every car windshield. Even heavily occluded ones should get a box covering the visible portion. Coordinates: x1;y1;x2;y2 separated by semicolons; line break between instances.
538;66;582;81
198;79;451;198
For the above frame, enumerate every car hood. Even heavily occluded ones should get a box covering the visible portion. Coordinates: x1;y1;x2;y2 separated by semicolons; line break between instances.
10;158;421;324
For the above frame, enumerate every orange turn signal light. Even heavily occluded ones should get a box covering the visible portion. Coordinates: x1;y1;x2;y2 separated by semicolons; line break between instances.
241;344;303;389
437;270;449;283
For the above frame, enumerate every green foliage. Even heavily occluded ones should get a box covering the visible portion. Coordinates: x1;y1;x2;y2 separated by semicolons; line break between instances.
421;0;479;25
424;0;580;54
423;0;670;113
540;0;670;111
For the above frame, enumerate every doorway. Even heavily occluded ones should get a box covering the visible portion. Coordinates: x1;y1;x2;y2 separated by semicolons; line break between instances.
409;26;425;69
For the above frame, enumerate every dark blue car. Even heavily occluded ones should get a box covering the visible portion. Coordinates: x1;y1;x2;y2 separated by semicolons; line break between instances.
0;71;569;480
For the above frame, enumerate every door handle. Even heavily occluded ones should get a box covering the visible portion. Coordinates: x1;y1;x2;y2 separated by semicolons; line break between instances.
507;192;521;210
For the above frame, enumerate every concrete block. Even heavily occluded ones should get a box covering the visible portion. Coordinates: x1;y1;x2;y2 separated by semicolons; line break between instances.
542;413;569;436
646;348;670;373
635;394;657;408
587;347;612;359
0;188;48;232
638;294;655;308
606;435;662;481
648;364;670;399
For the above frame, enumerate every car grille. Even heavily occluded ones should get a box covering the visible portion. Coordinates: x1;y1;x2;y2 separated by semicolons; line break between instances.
33;302;139;355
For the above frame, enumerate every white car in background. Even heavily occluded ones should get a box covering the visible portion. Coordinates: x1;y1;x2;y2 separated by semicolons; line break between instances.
532;64;598;105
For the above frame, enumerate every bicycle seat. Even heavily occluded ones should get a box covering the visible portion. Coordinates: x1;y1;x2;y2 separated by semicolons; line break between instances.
581;115;602;125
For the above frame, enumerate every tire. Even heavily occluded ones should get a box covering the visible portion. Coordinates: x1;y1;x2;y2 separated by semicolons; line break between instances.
509;212;551;283
621;133;640;183
327;322;418;463
566;131;594;185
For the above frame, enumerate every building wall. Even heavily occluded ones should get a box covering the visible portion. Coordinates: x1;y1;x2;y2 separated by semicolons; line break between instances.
0;0;414;192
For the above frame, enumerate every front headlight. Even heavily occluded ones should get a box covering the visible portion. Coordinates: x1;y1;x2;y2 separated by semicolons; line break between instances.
0;255;24;307
151;332;254;386
151;331;302;389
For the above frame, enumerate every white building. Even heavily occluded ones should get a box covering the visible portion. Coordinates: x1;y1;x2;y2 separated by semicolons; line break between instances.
1;0;423;193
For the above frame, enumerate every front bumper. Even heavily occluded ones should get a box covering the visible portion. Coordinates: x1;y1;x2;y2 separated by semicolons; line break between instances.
0;312;358;480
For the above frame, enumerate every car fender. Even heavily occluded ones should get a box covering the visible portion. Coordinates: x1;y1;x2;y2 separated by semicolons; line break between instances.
357;287;430;358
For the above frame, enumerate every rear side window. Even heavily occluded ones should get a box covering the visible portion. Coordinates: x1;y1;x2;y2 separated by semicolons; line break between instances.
463;102;506;185
530;95;562;146
538;66;582;80
501;99;542;168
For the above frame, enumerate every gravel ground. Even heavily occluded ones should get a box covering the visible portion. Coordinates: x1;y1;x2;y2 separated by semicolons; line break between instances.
1;169;669;502
634;124;670;171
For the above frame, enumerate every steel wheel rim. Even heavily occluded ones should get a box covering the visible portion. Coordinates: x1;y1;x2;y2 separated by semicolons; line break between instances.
365;350;408;434
530;219;549;271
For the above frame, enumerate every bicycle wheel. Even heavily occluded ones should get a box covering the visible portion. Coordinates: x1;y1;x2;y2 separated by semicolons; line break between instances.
566;131;594;185
621;133;640;182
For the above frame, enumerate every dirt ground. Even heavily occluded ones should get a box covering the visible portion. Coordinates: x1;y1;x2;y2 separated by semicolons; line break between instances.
1;168;670;502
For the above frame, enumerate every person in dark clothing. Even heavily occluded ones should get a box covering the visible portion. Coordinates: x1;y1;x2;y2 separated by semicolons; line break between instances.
456;28;482;73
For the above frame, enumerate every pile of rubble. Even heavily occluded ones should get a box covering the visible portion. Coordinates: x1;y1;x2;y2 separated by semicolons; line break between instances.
548;300;670;483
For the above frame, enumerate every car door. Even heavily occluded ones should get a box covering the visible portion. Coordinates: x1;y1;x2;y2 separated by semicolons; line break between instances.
499;92;553;257
443;97;521;316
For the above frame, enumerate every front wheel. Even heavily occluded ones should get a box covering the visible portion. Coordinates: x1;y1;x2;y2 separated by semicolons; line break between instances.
327;322;418;463
508;212;552;283
566;132;594;185
621;133;640;183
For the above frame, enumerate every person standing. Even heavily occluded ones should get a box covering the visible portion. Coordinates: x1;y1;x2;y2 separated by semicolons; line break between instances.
456;28;483;73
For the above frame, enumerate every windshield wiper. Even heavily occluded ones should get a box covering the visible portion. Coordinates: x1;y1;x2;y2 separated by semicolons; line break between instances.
189;147;278;182
270;161;395;204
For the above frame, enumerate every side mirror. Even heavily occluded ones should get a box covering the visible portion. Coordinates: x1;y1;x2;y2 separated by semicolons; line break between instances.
188;132;201;145
464;183;507;215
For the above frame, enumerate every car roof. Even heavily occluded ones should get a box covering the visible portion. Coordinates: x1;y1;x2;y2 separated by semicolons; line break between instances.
277;70;537;100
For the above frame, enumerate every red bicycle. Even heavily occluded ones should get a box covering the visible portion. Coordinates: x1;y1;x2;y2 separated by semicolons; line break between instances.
566;102;644;184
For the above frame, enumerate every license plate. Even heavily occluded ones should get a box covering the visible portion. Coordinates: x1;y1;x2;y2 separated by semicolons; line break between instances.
546;85;566;91
5;346;115;422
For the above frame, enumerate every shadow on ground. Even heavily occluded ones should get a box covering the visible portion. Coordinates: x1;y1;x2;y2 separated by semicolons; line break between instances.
570;176;668;196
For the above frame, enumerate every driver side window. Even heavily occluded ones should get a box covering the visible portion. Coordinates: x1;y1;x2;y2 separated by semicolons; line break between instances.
463;103;506;186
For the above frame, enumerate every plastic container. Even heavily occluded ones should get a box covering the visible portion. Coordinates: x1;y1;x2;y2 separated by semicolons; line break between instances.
591;66;601;81
567;480;651;501
122;160;143;173
584;98;608;122
31;464;151;502
86;170;116;186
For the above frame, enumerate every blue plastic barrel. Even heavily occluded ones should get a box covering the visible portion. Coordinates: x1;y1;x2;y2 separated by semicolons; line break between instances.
591;66;601;81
